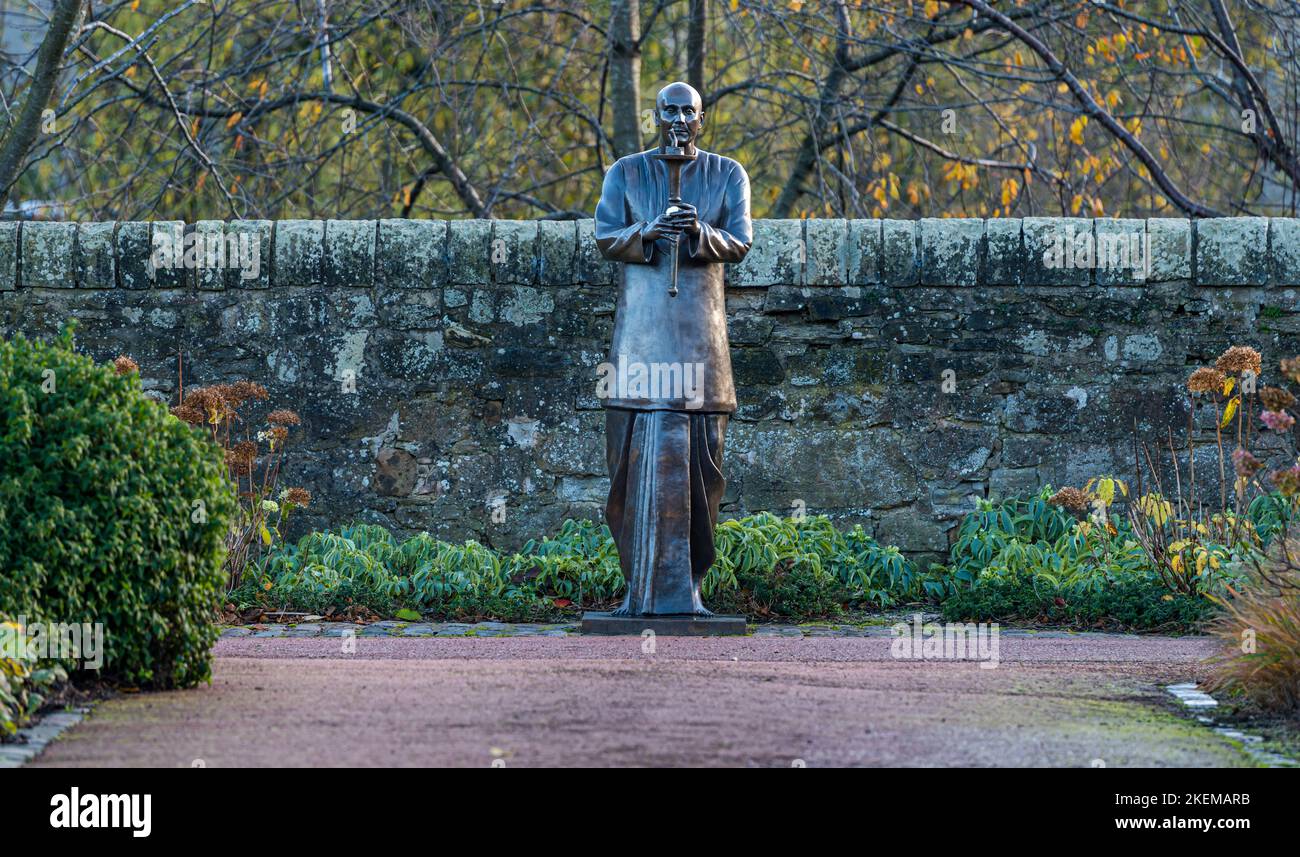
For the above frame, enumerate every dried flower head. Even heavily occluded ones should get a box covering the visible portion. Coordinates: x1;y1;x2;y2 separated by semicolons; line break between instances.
1215;346;1262;377
230;380;269;403
1233;449;1264;479
1187;367;1227;395
283;487;311;507
1281;357;1300;385
113;355;139;376
1049;487;1089;514
1271;465;1300;497
267;408;301;427
269;426;289;443
227;440;258;476
170;404;205;426
1261;410;1296;432
178;387;231;424
1260;386;1296;412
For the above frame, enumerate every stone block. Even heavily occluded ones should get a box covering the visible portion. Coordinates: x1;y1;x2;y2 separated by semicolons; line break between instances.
151;221;186;288
1022;217;1091;286
191;220;225;290
1146;218;1191;281
377;219;444;289
730;219;802;286
576;218;616;286
881;219;918;286
581;612;746;636
1269;218;1300;286
982;218;1022;286
846;219;881;286
1094;218;1146;286
75;221;115;289
0;222;15;290
1196;217;1268;286
448;219;492;285
325;220;376;288
22;221;76;288
491;220;537;285
116;221;152;289
920;218;982;286
225;219;272;289
274;219;325;287
804;218;847;286
537;220;577;286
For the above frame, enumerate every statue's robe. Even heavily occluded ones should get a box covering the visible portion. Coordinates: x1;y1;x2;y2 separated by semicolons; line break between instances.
594;147;752;615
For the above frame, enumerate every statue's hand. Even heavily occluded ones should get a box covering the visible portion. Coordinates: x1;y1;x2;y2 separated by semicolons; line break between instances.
642;213;683;243
665;202;701;237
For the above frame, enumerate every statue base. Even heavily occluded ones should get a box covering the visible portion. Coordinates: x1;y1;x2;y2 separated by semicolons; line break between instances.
581;611;747;636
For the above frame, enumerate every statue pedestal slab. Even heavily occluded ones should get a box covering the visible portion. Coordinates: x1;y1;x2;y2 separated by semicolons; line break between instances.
581;612;747;636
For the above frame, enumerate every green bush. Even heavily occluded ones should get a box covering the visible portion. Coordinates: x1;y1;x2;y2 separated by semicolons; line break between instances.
931;488;1229;631
236;513;919;621
706;513;915;617
0;327;235;687
939;576;1215;631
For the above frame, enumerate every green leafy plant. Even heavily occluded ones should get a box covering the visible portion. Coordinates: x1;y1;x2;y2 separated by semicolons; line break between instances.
0;327;235;687
235;513;919;622
0;616;67;737
939;575;1215;632
937;485;1157;590
707;513;915;615
933;485;1223;631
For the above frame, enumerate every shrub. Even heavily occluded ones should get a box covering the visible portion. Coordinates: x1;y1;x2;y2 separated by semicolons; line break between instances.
0;328;235;687
937;487;1158;589
939;576;1214;632
707;513;915;617
932;487;1225;631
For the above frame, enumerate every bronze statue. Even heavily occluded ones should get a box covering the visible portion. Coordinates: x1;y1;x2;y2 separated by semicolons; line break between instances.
592;82;753;620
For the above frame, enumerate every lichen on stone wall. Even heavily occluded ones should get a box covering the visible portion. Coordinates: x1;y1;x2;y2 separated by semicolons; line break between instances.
3;216;1299;564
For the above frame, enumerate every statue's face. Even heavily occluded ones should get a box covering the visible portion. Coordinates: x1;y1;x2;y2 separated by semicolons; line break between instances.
656;84;703;151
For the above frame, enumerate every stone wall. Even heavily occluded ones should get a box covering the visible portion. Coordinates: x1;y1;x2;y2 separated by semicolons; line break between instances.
4;216;1300;562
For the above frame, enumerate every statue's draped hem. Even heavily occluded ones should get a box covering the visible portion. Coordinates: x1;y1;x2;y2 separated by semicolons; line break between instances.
605;408;727;616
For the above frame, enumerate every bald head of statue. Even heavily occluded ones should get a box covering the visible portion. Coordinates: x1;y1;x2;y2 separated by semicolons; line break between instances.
655;82;704;154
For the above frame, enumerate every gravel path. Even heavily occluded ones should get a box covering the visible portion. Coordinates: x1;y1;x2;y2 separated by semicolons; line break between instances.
28;634;1248;768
